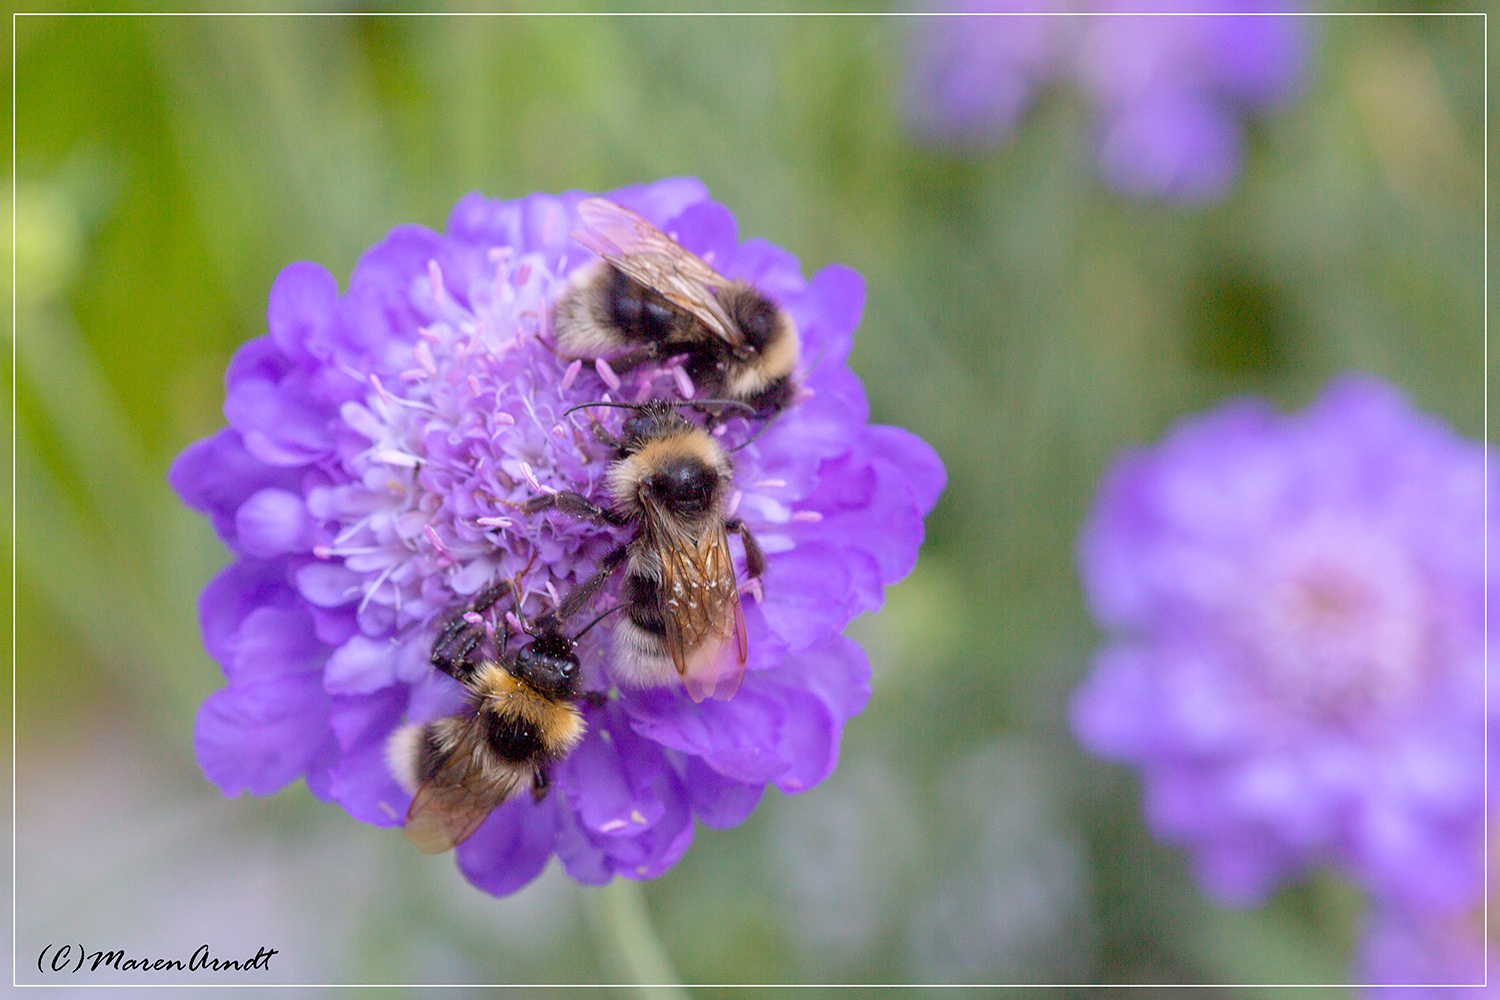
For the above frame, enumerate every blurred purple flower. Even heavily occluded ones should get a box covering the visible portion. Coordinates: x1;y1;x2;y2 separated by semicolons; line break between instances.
905;3;1308;202
1352;688;1499;994
1356;901;1492;996
170;178;945;896
1071;376;1490;909
905;1;1060;147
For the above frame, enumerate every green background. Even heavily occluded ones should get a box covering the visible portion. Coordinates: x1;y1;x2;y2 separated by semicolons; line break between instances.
12;9;1486;993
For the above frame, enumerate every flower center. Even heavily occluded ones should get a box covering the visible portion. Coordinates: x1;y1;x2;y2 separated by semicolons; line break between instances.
1244;517;1427;721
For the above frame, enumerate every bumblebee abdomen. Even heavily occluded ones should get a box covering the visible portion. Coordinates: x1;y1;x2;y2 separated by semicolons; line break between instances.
484;713;548;765
623;573;668;637
605;267;679;342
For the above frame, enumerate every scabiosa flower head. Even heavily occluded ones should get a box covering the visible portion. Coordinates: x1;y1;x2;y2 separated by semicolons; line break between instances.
1071;375;1490;909
904;3;1308;203
170;178;945;896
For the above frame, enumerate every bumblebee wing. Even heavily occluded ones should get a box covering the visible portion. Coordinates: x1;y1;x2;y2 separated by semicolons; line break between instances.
694;591;748;703
573;198;741;346
404;719;523;855
658;518;747;703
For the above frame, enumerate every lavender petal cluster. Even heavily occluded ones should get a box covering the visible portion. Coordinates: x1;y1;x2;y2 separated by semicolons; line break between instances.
170;178;945;896
905;2;1308;202
1071;376;1490;913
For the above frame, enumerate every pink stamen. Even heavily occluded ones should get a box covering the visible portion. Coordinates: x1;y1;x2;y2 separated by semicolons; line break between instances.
595;357;621;391
464;320;487;359
468;375;483;397
464;611;484;625
726;489;743;517
313;545;333;559
673;366;696;399
515;262;531;285
427;259;446;306
476;516;512;528
791;510;824;523
743;578;764;604
413;342;438;375
505;611;524;633
560;359;583;390
753;479;787;489
494;413;516;426
419;325;443;343
398;369;427;382
423;524;451;555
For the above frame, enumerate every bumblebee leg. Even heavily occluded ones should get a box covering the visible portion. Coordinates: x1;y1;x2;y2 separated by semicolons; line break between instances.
431;579;513;682
588;418;624;452
603;344;660;375
726;520;766;579
470;577;513;615
522;491;629;527
531;767;551;803
557;545;630;621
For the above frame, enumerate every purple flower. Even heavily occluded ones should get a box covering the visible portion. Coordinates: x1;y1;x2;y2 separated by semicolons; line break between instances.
1071;375;1490;909
1356;901;1492;996
905;3;1308;202
170;178;945;896
904;1;1060;148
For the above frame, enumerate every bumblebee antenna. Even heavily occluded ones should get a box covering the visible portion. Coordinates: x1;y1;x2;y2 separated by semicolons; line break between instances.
562;401;645;417
684;398;757;416
731;410;783;452
569;602;630;641
562;398;756;418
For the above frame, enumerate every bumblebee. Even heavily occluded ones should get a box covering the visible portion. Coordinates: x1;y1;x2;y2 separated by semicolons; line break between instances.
552;197;801;416
387;581;613;854
525;401;765;703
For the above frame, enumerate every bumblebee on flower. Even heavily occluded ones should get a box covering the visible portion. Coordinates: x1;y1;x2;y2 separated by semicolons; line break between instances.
170;178;945;896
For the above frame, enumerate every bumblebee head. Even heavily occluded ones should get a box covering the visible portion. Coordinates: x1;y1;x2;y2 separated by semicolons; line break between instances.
619;401;693;453
512;630;581;699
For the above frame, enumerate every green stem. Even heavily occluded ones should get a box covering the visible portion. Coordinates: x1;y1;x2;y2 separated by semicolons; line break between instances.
586;878;691;1000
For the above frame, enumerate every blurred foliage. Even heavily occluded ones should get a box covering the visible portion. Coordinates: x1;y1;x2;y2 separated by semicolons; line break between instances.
12;8;1485;991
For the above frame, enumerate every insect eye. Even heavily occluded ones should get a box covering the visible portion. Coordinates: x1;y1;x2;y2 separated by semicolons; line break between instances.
621;415;646;445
